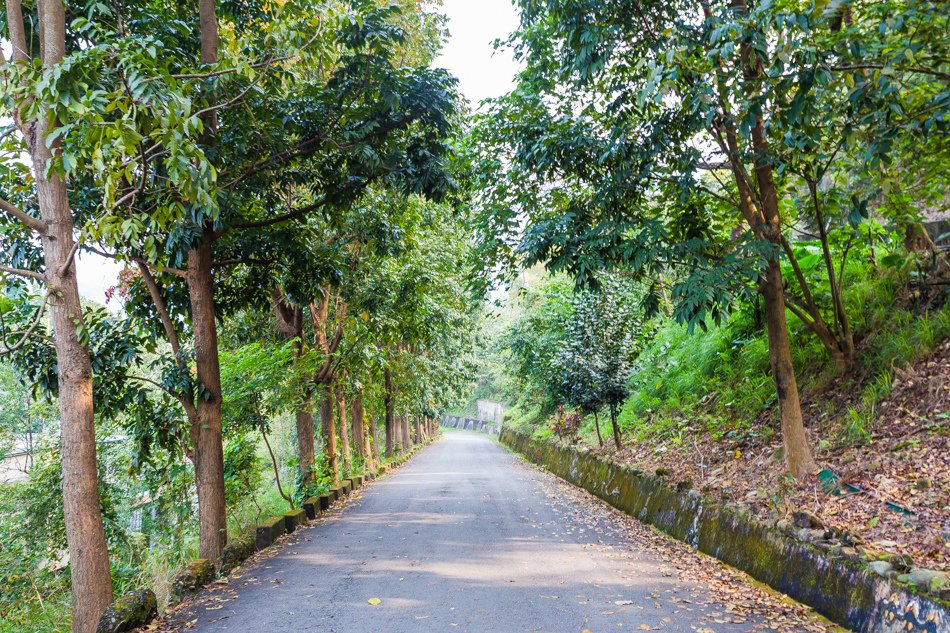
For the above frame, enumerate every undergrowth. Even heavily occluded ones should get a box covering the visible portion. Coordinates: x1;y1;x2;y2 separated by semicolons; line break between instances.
507;265;950;450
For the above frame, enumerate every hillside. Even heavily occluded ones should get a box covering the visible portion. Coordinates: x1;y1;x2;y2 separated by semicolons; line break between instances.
494;265;950;577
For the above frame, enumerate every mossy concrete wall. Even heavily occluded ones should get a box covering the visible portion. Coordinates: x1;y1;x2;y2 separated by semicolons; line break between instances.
95;589;157;633
501;429;948;633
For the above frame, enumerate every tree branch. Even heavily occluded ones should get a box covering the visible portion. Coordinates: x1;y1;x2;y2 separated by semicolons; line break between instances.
832;64;950;81
127;374;199;423
0;265;47;283
124;251;198;422
211;257;273;268
0;292;49;356
230;202;322;232
135;260;182;356
88;247;188;278
783;293;816;328
0;198;45;233
778;234;821;320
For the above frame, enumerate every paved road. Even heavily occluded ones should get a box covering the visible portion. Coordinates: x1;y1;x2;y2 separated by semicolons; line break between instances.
167;432;779;633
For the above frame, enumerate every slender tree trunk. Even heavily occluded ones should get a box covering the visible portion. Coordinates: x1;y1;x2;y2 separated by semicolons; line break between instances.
320;384;339;486
808;180;855;372
727;0;818;477
384;368;395;456
393;413;403;452
336;383;351;475
350;391;368;468
261;427;292;508
270;294;315;487
608;406;622;450
187;229;228;559
593;411;604;447
761;260;818;476
177;0;228;561
401;414;411;449
369;413;381;467
7;2;117;630
413;417;422;444
295;406;315;486
750;129;819;478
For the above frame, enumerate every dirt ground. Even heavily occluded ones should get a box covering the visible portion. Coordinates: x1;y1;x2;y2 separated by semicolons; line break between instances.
597;342;949;572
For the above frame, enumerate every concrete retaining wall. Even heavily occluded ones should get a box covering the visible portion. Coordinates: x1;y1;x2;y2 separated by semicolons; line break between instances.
440;415;499;435
501;428;949;633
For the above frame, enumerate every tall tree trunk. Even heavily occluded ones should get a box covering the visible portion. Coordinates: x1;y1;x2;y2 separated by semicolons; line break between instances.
593;411;604;447
45;209;114;633
413;416;422;444
761;260;818;476
727;0;818;477
608;405;622;450
320;385;340;486
320;385;339;486
271;294;315;488
350;391;368;469
384;368;395;456
336;383;351;475
369;412;381;467
187;229;228;559
401;414;411;449
749;122;819;478
8;2;115;629
393;413;403;452
181;0;228;560
295;406;315;486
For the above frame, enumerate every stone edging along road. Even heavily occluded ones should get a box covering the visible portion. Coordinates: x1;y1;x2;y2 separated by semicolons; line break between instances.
500;428;949;633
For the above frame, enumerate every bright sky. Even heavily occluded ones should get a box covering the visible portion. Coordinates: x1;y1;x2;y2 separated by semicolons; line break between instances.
75;1;522;303
434;0;521;108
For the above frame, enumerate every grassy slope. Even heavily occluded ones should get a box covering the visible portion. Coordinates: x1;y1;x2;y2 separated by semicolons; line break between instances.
507;266;950;570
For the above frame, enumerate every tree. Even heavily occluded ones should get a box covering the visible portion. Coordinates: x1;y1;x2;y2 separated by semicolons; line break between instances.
218;341;300;509
555;278;645;449
1;2;114;629
350;196;478;455
0;3;468;627
503;279;574;415
471;0;948;476
270;291;318;489
75;0;459;557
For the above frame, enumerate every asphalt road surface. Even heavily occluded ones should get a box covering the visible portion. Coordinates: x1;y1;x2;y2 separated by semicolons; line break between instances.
164;431;808;633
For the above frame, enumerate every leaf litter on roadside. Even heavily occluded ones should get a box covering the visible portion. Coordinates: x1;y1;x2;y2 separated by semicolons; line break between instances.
519;458;844;633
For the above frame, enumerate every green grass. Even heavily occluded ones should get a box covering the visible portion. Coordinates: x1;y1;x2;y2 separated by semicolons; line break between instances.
615;266;949;446
512;264;950;449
